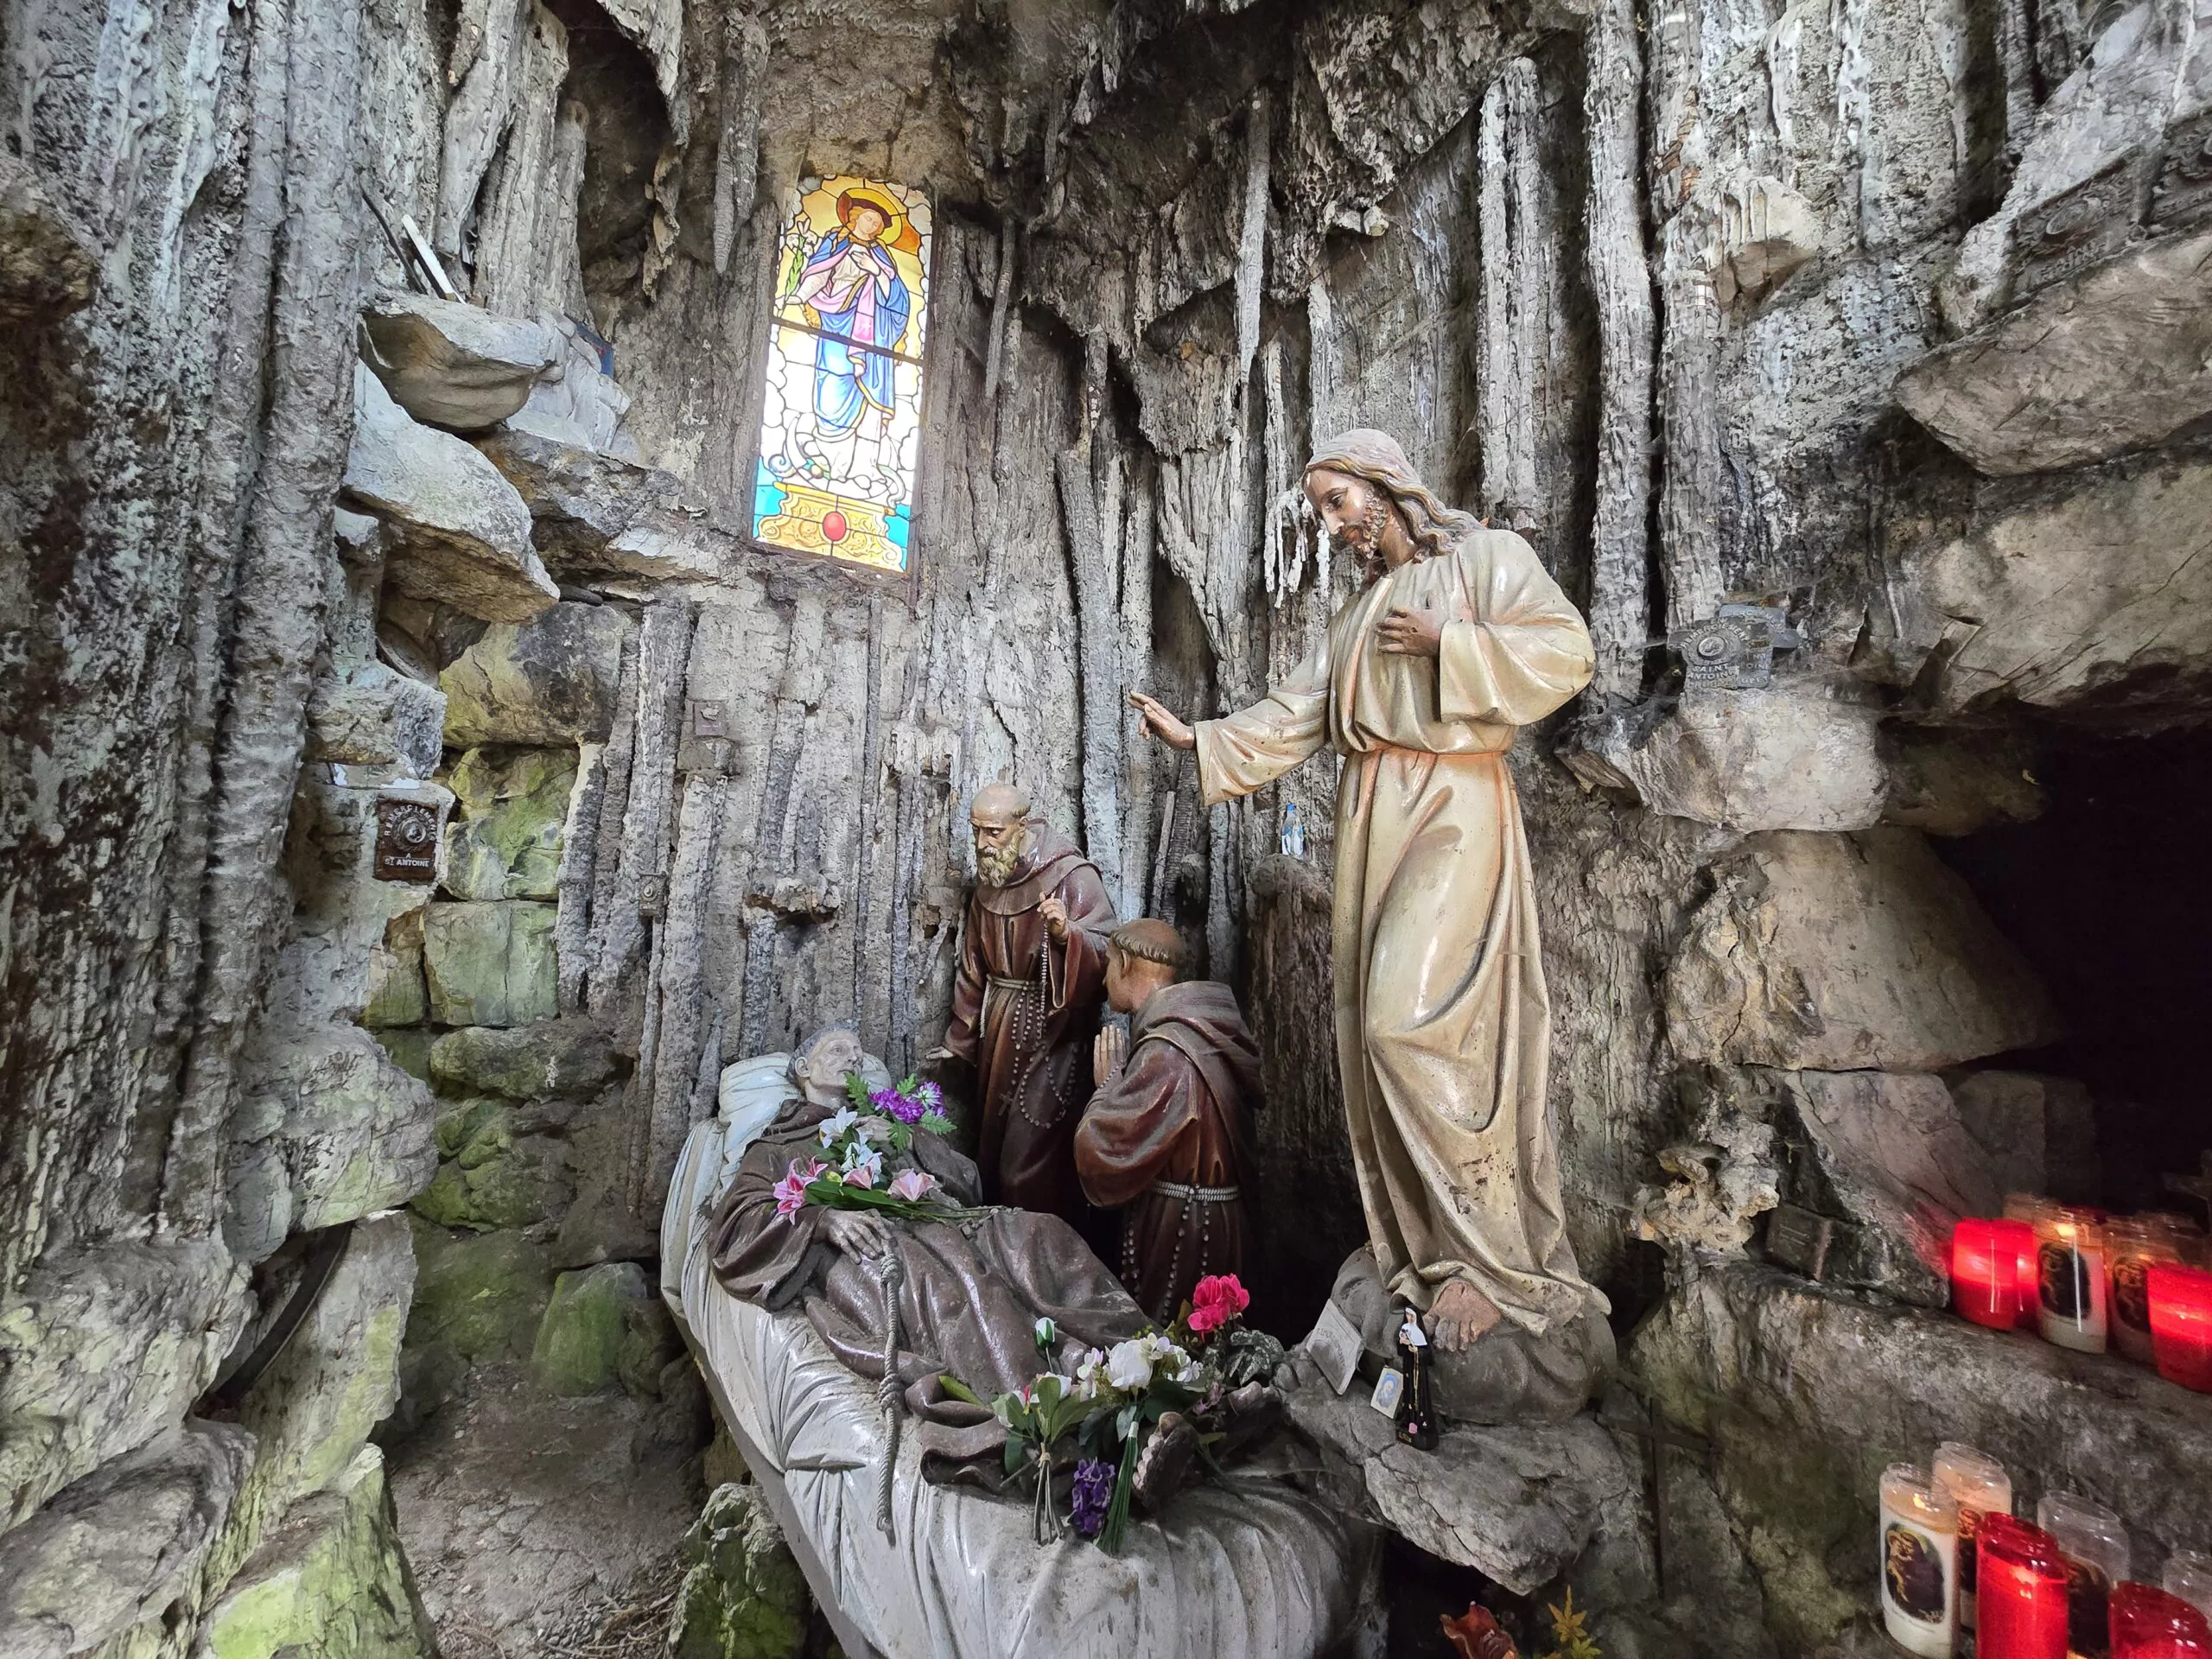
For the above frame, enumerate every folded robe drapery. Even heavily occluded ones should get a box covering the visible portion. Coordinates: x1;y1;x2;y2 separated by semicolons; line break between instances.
1194;526;1604;1337
1073;981;1262;1324
942;825;1117;1222
706;1096;1143;1440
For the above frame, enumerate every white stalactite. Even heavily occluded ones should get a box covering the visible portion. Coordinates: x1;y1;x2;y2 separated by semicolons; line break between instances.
1585;0;1657;704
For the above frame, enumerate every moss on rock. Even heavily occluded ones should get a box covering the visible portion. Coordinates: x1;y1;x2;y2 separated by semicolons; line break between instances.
531;1262;649;1396
410;1101;568;1231
200;1445;435;1659
421;900;557;1027
404;1216;556;1361
666;1482;809;1659
429;1019;615;1101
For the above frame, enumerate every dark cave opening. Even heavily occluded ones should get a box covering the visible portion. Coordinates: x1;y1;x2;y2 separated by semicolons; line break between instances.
1936;723;2212;1217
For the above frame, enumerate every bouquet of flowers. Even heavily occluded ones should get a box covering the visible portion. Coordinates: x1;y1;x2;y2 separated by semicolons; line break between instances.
939;1274;1285;1553
772;1073;967;1224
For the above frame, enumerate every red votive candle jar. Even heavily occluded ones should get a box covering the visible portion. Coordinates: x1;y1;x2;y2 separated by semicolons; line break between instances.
1955;1219;2037;1330
2109;1581;2212;1657
1980;1513;2073;1659
2146;1264;2212;1391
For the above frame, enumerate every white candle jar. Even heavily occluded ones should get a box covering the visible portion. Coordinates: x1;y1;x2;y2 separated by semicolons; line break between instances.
1881;1462;1961;1659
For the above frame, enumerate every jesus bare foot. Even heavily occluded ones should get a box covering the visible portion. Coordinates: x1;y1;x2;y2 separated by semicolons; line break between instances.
1427;1280;1503;1353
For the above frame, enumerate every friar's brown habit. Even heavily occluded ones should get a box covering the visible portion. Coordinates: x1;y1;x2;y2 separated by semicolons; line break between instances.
707;1096;1142;1442
942;823;1116;1220
1073;980;1262;1325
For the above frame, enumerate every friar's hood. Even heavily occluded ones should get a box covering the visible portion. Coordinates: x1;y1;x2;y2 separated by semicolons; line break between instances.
1133;979;1265;1116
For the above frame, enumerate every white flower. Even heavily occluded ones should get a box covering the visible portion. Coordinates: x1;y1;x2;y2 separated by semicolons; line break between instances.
1071;1347;1108;1401
1034;1317;1058;1349
839;1140;883;1186
1137;1331;1193;1382
817;1106;861;1148
1106;1338;1154;1391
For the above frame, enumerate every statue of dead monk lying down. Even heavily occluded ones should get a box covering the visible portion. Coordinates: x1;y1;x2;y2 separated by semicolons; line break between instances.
704;1026;1286;1536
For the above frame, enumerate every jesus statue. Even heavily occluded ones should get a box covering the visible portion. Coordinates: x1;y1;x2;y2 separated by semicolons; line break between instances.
1130;429;1609;1420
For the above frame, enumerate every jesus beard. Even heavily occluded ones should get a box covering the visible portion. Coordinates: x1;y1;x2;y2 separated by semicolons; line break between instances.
1335;492;1395;581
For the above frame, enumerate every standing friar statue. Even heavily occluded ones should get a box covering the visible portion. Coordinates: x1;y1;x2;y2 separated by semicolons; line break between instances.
927;782;1118;1224
1130;428;1615;1425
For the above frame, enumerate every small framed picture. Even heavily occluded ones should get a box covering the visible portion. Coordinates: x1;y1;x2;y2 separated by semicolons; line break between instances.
1369;1366;1404;1417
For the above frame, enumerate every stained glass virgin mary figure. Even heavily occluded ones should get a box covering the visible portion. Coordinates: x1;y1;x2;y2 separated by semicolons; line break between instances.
753;177;932;574
795;188;912;437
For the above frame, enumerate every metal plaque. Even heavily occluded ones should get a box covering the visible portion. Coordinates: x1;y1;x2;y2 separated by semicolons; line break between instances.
1764;1203;1835;1282
373;797;441;883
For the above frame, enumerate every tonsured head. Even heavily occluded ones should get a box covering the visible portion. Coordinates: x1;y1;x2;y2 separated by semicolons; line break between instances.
1104;918;1185;1014
969;781;1034;888
790;1023;865;1106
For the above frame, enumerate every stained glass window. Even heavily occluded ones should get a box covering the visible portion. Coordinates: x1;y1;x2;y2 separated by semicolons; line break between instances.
751;176;932;575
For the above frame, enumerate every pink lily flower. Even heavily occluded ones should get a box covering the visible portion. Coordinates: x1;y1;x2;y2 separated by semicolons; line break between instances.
887;1168;938;1202
772;1157;828;1220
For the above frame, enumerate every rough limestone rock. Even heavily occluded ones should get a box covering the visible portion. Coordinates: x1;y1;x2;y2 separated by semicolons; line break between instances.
666;1482;809;1659
1891;457;2212;724
440;744;575;902
1878;728;2045;838
306;666;447;778
229;1212;417;1515
404;1218;556;1362
531;1262;651;1396
474;427;714;577
363;912;429;1030
0;152;97;325
1586;687;1887;833
198;1444;435;1659
1770;1070;2004;1306
1630;1263;2212;1651
1947;1070;2102;1205
359;291;560;431
0;1421;254;1659
0;1240;248;1530
411;1100;570;1231
422;900;559;1027
1712;175;1820;311
438;601;629;747
1280;1373;1631;1595
429;1019;614;1100
343;364;558;624
617;1296;684;1401
1897;226;2212;476
1665;830;2061;1072
504;322;643;459
226;1023;440;1263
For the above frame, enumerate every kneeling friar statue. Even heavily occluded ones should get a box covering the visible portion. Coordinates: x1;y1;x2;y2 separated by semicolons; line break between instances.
1074;919;1262;1325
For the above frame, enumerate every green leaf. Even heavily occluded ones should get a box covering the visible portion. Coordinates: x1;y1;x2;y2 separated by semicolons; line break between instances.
1097;1427;1141;1554
919;1110;954;1135
938;1374;985;1408
844;1072;871;1109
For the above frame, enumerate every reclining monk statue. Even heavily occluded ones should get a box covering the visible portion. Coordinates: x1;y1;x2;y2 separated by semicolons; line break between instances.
707;1025;1145;1459
1130;428;1615;1426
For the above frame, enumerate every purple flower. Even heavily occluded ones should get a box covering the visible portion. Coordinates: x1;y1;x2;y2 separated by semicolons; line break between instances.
1070;1458;1114;1538
870;1086;926;1126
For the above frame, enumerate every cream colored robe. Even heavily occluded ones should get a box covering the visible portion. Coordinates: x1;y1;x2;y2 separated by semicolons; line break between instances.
1196;527;1603;1335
